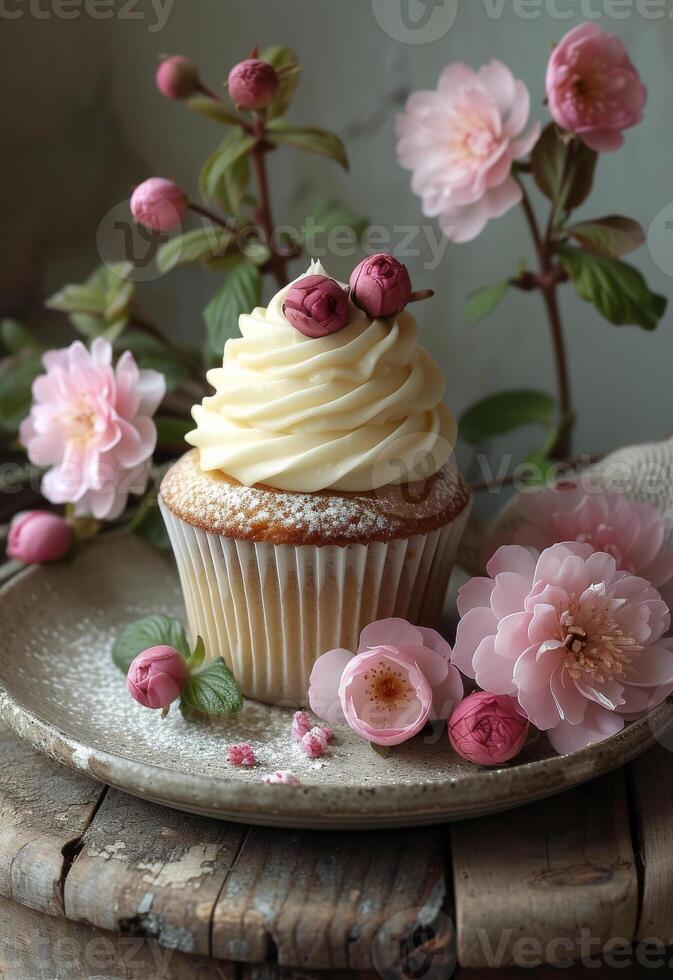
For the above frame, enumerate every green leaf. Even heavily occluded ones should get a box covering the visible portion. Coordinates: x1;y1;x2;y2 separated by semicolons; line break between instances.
200;130;256;213
186;635;206;672
260;45;301;119
156;227;236;274
558;245;667;331
186;95;247;128
463;281;510;324
531;125;597;218
155;415;192;445
565;216;645;258
47;262;134;341
117;330;187;393
1;319;36;354
112;614;190;674
459;390;556;445
0;353;42;433
180;656;243;717
128;492;170;550
265;120;348;170
204;261;262;358
302;196;368;246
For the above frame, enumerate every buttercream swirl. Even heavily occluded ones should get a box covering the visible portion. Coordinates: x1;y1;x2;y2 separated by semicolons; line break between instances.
187;261;456;492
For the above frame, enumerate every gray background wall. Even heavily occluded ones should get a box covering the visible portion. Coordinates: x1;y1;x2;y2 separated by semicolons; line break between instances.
4;0;673;481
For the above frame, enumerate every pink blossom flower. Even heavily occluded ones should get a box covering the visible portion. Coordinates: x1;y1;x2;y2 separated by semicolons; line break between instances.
226;743;256;767
127;645;189;710
20;339;165;521
301;727;328;759
130;178;188;232
7;511;72;564
396;61;540;243
155;55;200;101
452;543;673;755
265;770;300;786
509;485;673;592
448;692;529;766
228;58;279;111
308;618;463;747
546;23;646;153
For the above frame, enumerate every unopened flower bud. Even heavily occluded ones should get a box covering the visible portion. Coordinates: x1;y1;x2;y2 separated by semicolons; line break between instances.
127;645;189;710
7;511;72;564
349;253;412;318
228;58;279;111
130;177;188;232
283;275;349;338
156;55;200;100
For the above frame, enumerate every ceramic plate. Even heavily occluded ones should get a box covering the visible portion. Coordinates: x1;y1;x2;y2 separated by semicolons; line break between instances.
0;531;671;829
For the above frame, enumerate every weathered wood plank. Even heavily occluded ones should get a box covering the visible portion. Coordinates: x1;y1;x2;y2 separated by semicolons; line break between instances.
451;770;638;969
629;742;673;942
212;826;449;972
0;722;104;916
0;894;234;979
63;788;247;957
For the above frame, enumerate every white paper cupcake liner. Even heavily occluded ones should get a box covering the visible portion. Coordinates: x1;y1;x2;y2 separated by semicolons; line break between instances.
160;497;470;706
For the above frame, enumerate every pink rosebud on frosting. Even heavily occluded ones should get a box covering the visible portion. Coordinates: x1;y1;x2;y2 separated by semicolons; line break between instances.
449;692;529;766
7;511;72;564
228;58;279;110
226;742;256;767
156;55;200;100
546;23;646;152
130;177;188;232
349;254;412;318
291;710;312;741
283;275;349;338
127;645;189;710
264;770;300;786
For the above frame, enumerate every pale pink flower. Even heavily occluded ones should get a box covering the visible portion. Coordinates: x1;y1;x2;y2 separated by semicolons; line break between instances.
396;61;540;243
546;23;646;153
509;485;673;592
449;692;529;766
308;618;463;747
20;338;165;520
452;543;673;755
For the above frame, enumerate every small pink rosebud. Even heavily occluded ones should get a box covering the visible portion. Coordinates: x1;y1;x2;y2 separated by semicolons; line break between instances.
448;692;529;767
227;742;256;767
264;770;300;786
228;58;279;111
349;254;412;319
7;511;72;564
156;55;200;101
283;275;349;338
130;177;188;232
127;645;189;710
291;710;312;741
301;727;328;758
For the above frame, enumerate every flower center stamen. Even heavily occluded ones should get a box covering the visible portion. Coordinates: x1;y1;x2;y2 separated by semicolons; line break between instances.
560;599;642;684
363;660;414;714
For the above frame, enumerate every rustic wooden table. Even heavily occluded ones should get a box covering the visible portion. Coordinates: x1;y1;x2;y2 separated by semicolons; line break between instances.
1;721;673;979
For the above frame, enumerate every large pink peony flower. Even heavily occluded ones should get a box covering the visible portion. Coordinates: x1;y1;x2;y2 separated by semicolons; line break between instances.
546;23;646;153
20;338;165;520
308;618;463;746
452;543;673;755
510;485;673;592
396;61;540;243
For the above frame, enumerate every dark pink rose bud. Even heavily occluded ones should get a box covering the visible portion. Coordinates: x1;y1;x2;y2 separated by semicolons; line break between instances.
156;55;200;100
448;692;529;766
349;253;412;318
283;275;349;338
130;177;188;232
7;511;72;564
127;645;189;710
228;58;279;111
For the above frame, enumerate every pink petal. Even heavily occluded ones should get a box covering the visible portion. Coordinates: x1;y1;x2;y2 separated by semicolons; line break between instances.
456;577;495;617
357;618;422;653
452;607;497;677
487;545;537;580
308;648;352;723
473;635;516;695
547;704;624;755
490;572;530;619
416;627;453;663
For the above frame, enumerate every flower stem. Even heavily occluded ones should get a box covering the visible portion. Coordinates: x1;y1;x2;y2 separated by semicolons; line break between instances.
250;117;289;289
188;202;235;231
130;314;204;384
516;176;573;460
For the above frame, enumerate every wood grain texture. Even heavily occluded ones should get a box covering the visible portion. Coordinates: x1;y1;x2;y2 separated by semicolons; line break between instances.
0;894;234;979
0;722;103;916
451;771;638;970
211;826;449;972
630;742;673;942
63;788;247;957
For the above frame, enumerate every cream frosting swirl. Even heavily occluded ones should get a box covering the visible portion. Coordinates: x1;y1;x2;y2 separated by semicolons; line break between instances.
187;261;456;492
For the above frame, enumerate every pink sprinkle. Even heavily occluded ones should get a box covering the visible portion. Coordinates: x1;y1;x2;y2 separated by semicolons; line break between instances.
301;727;328;758
265;770;300;786
292;710;313;740
226;743;256;767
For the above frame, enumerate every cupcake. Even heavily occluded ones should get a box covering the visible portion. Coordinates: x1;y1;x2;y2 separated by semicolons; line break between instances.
160;259;471;706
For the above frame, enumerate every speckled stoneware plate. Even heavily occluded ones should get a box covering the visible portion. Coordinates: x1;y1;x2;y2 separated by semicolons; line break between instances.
1;530;671;829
